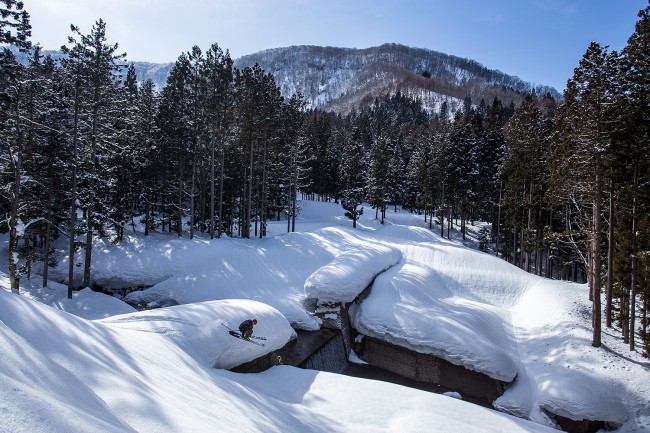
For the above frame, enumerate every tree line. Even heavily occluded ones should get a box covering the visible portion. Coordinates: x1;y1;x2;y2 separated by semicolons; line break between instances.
1;3;648;355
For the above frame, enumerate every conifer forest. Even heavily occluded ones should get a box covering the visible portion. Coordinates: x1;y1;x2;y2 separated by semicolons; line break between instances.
1;2;649;356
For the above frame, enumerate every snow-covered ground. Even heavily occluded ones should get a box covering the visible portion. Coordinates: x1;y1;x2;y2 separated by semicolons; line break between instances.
2;200;649;432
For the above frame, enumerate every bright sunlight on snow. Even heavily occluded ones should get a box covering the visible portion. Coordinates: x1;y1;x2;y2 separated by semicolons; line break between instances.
2;199;649;432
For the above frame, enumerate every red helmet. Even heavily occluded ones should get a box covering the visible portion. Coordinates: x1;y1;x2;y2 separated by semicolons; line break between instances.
252;319;258;325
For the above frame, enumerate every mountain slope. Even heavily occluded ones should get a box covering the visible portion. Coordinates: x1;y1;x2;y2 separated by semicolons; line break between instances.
233;43;560;113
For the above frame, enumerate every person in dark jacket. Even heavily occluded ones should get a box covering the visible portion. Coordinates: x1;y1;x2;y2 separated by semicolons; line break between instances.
239;319;257;339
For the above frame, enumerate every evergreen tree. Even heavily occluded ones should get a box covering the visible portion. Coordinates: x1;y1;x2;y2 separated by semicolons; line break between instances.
614;5;650;351
0;0;31;49
156;52;193;237
386;134;406;212
503;94;549;271
202;43;234;238
366;133;391;223
61;19;126;290
340;126;366;228
0;47;28;292
0;0;31;293
133;79;159;236
281;92;308;232
549;42;618;347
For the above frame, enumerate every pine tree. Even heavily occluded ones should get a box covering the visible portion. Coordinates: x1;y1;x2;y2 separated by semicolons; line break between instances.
549;42;618;347
0;0;31;49
366;133;391;223
386;134;406;212
281;92;308;232
0;47;28;292
615;5;650;352
503;94;548;271
201;43;233;238
156;53;193;237
0;1;31;293
234;63;283;238
134;79;158;235
61;19;126;291
340;126;366;228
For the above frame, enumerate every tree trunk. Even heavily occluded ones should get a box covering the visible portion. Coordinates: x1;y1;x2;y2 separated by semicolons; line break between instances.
189;151;196;240
606;180;614;328
519;225;525;269
68;74;81;298
42;183;53;288
83;89;102;289
209;131;216;239
440;182;445;238
218;140;225;238
630;164;638;351
178;161;184;237
260;137;268;238
144;201;150;236
291;172;298;232
496;181;502;258
591;159;602;347
245;138;254;238
8;150;21;293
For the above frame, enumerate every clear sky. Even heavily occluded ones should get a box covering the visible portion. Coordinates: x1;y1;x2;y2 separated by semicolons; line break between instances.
23;0;647;91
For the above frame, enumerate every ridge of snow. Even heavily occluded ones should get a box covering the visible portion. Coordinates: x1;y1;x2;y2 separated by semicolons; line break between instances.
304;244;401;302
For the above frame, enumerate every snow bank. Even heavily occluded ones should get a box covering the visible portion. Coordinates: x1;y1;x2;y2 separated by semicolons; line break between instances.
349;258;519;382
500;280;639;427
101;299;296;369
304;244;401;302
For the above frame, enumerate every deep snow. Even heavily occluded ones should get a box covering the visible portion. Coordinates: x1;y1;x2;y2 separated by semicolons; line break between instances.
2;199;649;432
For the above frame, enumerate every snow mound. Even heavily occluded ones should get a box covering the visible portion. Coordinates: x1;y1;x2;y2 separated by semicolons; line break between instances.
304;244;402;302
350;258;519;382
23;282;136;320
101;299;296;369
536;367;628;424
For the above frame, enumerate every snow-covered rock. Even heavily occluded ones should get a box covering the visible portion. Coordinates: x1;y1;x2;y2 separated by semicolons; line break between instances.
304;245;401;303
101;299;296;369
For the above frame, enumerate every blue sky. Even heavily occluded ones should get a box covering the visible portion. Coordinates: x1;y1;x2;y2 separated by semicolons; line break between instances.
25;0;647;91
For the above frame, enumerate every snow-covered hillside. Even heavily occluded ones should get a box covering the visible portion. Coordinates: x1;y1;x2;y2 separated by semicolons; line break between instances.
234;44;560;112
1;200;648;432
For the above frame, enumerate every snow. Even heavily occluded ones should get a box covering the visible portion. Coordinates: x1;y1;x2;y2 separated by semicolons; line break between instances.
101;299;296;369
1;199;649;432
304;243;401;302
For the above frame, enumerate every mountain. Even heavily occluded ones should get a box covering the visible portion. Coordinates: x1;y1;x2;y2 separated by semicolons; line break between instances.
6;45;175;91
8;43;559;114
233;44;561;113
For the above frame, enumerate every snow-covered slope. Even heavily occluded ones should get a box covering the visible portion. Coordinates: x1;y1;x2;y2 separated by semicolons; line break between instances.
234;44;560;112
2;200;649;432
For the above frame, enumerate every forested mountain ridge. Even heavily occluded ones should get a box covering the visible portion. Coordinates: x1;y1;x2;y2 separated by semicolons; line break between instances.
234;43;560;113
10;43;558;114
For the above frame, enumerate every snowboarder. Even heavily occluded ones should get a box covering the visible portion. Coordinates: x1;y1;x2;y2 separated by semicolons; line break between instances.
238;319;257;340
